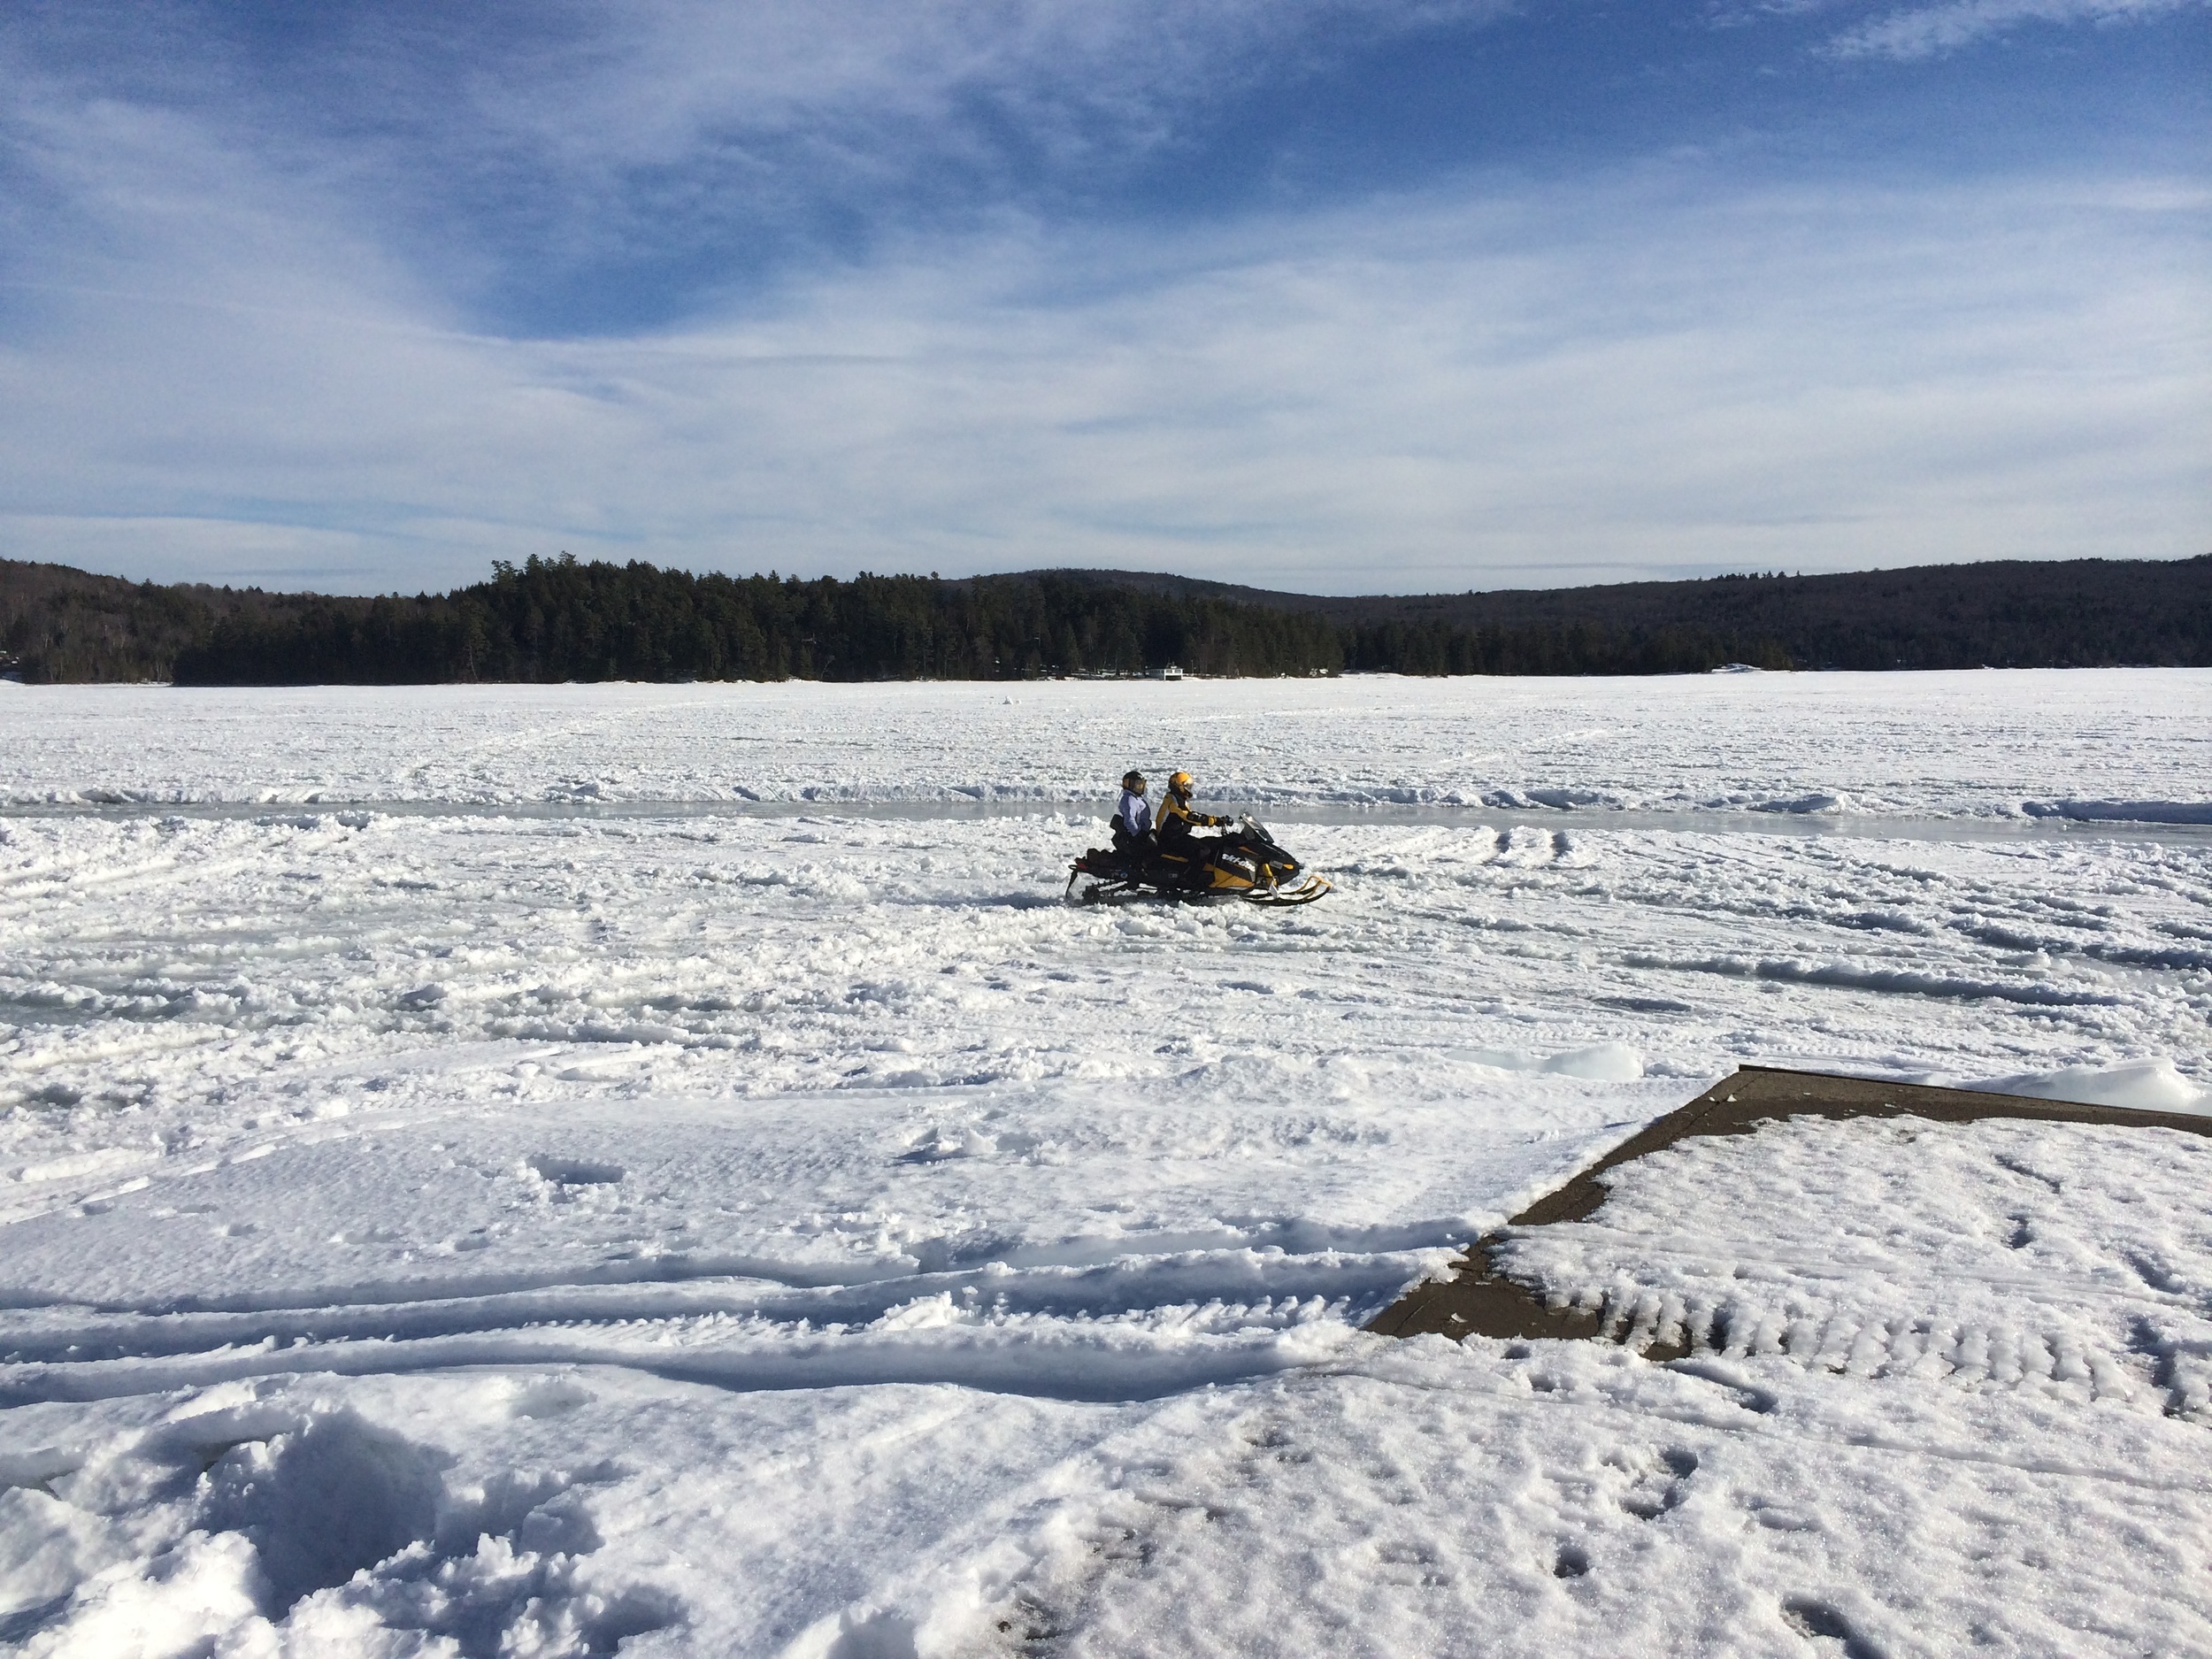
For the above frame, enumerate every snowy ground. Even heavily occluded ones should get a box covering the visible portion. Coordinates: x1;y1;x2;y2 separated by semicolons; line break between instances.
2;672;2209;1655
7;668;2211;823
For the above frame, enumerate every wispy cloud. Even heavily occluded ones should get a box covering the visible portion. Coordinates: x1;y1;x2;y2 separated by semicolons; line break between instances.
4;126;2202;592
1828;0;2207;58
4;1;1521;334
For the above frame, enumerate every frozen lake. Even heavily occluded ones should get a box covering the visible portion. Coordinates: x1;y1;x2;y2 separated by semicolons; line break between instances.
6;668;2210;821
2;672;2208;1655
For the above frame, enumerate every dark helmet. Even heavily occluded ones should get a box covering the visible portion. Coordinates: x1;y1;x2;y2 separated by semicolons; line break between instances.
1123;770;1146;793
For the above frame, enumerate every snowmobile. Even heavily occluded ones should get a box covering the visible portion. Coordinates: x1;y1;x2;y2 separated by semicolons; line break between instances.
1065;817;1332;907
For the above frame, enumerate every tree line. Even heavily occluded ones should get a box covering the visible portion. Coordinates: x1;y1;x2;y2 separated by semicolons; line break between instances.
0;559;317;684
158;556;1794;684
6;550;2203;684
164;559;1352;683
1296;557;2212;672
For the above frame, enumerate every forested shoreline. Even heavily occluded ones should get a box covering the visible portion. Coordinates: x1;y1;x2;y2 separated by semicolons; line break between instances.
2;551;2206;685
172;560;1354;684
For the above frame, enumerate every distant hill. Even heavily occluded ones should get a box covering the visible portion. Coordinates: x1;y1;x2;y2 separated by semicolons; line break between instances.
997;556;2212;672
0;560;370;684
2;552;2206;684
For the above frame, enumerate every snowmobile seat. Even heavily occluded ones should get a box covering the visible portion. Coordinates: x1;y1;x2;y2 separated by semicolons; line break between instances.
1110;816;1154;870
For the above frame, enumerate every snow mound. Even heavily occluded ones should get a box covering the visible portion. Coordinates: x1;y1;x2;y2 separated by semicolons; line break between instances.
196;1409;447;1608
1978;1057;2212;1116
4;1395;681;1657
1463;1042;1646;1083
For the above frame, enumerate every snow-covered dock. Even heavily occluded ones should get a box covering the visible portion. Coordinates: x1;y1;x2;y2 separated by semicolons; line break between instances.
1375;1064;2212;1351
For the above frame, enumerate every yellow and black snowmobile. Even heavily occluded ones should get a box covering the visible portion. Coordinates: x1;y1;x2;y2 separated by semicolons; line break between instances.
1066;816;1331;907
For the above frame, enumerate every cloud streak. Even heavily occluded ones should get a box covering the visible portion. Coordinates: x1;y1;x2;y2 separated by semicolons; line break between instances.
1827;0;2208;58
4;1;1524;334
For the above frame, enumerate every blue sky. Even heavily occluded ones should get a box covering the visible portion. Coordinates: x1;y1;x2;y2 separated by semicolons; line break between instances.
1;0;2205;595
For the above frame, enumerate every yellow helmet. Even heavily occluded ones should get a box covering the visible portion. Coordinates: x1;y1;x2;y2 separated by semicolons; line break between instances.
1168;771;1194;797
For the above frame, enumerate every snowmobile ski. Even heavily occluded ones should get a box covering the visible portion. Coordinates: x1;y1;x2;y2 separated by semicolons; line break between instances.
1240;873;1332;906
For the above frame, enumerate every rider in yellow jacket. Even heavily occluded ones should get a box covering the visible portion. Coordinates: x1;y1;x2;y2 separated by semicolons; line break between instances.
1156;771;1230;852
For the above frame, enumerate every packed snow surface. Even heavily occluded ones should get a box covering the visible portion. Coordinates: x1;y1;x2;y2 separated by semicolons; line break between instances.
7;668;2211;821
3;673;2209;1655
